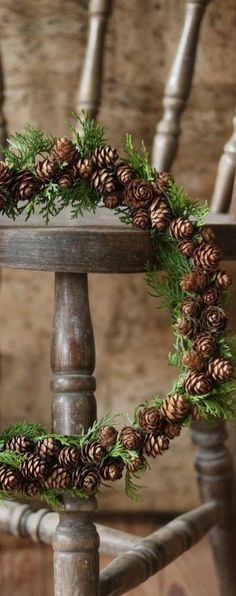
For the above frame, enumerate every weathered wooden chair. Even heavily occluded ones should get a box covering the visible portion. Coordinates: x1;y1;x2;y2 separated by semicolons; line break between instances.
1;1;236;594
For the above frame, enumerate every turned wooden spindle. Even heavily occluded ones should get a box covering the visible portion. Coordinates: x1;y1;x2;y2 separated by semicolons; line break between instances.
0;51;7;154
211;110;236;213
76;0;113;120
51;272;99;596
192;421;236;596
152;0;210;172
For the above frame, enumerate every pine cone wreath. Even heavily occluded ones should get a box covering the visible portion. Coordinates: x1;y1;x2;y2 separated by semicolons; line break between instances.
126;455;146;473
160;394;190;423
119;426;141;450
100;458;124;481
10;170;39;201
58;446;81;468
81;442;106;464
50;137;78;164
181;296;203;317
57;171;75;189
201;227;215;243
208;357;234;382
43;465;71;489
200;306;227;334
21;480;40;496
35;437;61;459
116;162;134;186
35;158;57;182
143;433;169;458
21;455;48;481
0;192;6;211
91;145;118;168
152;171;172;195
74;157;94;178
184;371;212;395
0;464;19;491
74;466;100;493
176;317;198;339
202;287;219;306
103;193;122;209
132;208;150;229
178;240;196;258
182;351;205;372
91;168;116;194
162;422;181;440
5;435;34;453
214;270;232;289
192;333;216;359
124;179;153;208
169;217;194;240
149;197;172;230
138;406;162;432
0;161;11;187
99;426;118;448
193;243;221;272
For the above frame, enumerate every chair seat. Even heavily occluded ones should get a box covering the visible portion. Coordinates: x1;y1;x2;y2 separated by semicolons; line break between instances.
0;209;235;273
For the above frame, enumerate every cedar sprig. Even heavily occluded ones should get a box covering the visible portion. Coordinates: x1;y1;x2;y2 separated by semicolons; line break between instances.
166;180;209;224
123;134;154;181
60;177;101;219
0;422;46;444
0;451;25;468
70;111;106;158
109;441;139;464
125;471;143;502
3;125;55;171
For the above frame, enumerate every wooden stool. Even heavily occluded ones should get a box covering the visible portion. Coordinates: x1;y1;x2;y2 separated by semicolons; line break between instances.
0;209;236;595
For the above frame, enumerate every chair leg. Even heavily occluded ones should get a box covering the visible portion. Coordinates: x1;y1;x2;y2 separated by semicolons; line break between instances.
192;421;236;596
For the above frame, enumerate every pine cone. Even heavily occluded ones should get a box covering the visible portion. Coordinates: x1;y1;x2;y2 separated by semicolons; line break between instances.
74;157;94;178
0;464;19;491
58;446;81;468
181;296;203;317
191;404;201;420
180;269;208;292
124;179;153;208
0;161;11;187
132;208;150;229
81;442;106;464
91;168;116;194
57;171;75;189
5;436;34;453
43;465;71;489
178;240;196;258
160;394;190;423
21;480;40;496
91;145;118;168
100;458;124;481
21;454;48;481
0;192;6;210
119;426;141;450
99;426;118;448
74;466;100;493
184;371;212;395
169;217;194;240
192;333;216;358
143;433;169;458
103;193;122;209
176;317;198;339
162;422;182;440
150;197;172;230
10;170;39;201
193;243;221;272
208;357;233;382
35;437;61;459
35;159;57;182
152;171;172;195
126;455;146;473
50;138;78;164
200;306;227;334
201;227;215;243
116;162;134;185
214;270;232;289
182;351;205;372
138;406;162;432
202;287;219;306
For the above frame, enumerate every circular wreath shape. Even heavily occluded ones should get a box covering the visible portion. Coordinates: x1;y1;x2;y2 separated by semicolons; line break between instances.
0;113;235;508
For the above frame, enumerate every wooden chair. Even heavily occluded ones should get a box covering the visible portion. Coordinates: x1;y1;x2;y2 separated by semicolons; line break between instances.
1;1;236;594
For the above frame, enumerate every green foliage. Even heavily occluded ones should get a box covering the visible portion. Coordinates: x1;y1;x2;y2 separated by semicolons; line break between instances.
60;177;101;219
0;422;46;443
109;441;139;464
166;180;209;225
125;471;144;501
0;451;24;468
3;125;55;170
185;380;236;422
123;134;154;181
70;111;106;158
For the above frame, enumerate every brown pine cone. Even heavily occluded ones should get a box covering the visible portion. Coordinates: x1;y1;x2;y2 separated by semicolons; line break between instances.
119;426;141;450
162;422;181;440
202;287;219;306
81;442;106;464
132;208;150;229
143;433;169;458
91;168;116;194
21;480;40;496
152;171;173;195
169;217;194;240
126;455;146;473
0;464;19;491
124;179;153;208
178;240;196;258
91;145;118;168
103;193;122;209
43;465;71;489
184;371;212;395
116;162;134;185
0;161;11;187
0;192;6;210
160;394;190;423
35;158;57;182
182;351;205;372
200;306;227;334
180;269;207;292
50;137;78;164
10;170;39;201
176;317;198;339
58;446;81;468
201;227;215;243
181;296;203;317
35;437;61;459
193;242;221;272
75;466;100;493
57;171;75;189
99;426;118;448
138;406;162;432
100;458;124;481
21;455;48;481
208;357;234;382
214;270;232;289
191;404;201;420
74;157;94;177
192;333;216;359
150;197;172;230
5;436;34;454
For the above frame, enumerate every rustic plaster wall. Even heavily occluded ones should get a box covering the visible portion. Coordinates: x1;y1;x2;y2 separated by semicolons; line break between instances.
1;0;236;512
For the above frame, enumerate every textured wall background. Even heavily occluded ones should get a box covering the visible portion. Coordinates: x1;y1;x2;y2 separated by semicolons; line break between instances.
1;0;236;513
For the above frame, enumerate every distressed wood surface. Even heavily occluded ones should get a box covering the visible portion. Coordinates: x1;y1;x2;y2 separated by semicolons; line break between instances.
211;110;236;213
